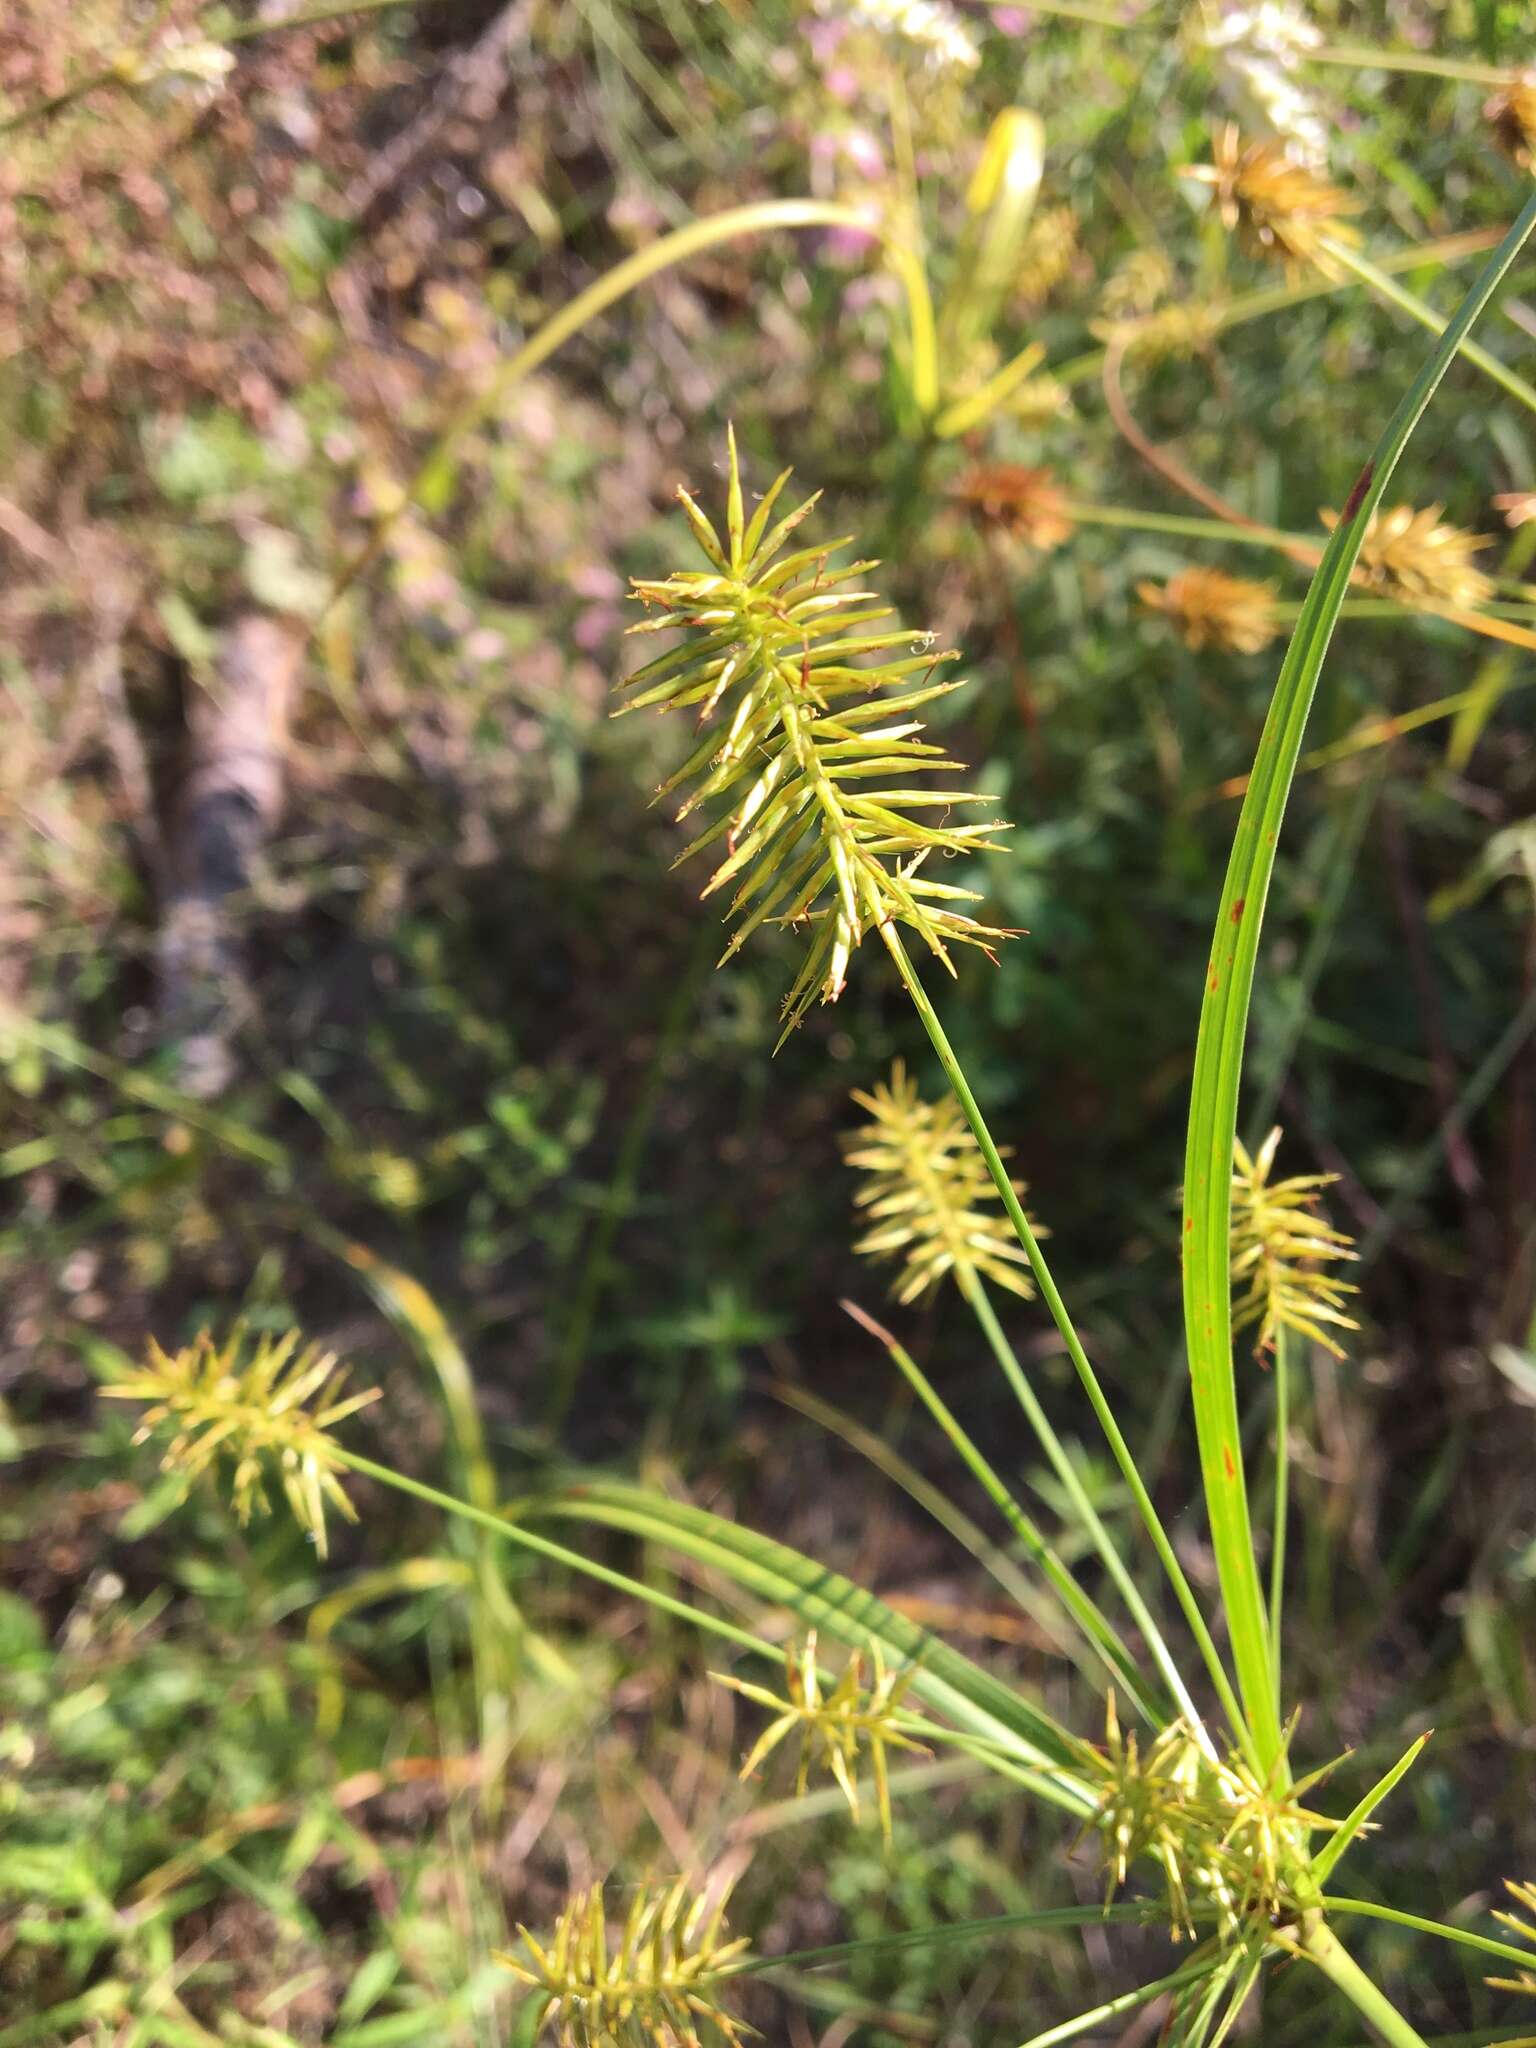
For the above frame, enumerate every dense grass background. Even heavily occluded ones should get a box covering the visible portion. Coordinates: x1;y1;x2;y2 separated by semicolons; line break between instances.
2;1;1535;2040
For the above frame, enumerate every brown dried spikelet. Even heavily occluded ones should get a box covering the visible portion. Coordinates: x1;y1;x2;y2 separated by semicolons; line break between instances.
1321;501;1495;610
952;463;1076;551
1138;566;1280;654
1486;73;1536;172
1185;124;1358;272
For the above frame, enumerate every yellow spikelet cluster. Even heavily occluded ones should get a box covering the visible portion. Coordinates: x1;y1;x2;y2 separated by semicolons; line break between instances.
621;431;1012;1040
104;1326;380;1557
1486;73;1536;172
500;1881;751;2048
1073;1694;1344;1941
713;1632;927;1845
1138;566;1280;654
1321;501;1495;611
843;1060;1040;1304
1489;1878;1536;1997
1230;1128;1359;1358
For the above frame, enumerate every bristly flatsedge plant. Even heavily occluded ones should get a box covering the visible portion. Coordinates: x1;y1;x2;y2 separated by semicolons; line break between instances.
90;68;1536;2048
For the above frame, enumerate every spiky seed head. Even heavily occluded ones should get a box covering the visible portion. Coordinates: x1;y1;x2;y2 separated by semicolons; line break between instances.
499;1879;752;2047
1230;1128;1359;1358
843;1060;1042;1306
1184;124;1359;272
1138;567;1280;654
1486;73;1536;172
1072;1695;1345;1940
1487;1878;1536;1997
712;1632;929;1846
952;464;1076;551
1096;248;1225;364
1014;204;1079;303
619;431;1012;1042
103;1326;380;1557
1093;299;1227;365
1321;501;1496;611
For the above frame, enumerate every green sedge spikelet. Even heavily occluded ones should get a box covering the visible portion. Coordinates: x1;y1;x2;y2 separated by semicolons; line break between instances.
499;1880;752;2047
1072;1695;1344;1941
843;1059;1041;1304
1230;1127;1359;1358
712;1631;929;1846
1490;1879;1536;1999
620;429;1012;1040
104;1325;379;1557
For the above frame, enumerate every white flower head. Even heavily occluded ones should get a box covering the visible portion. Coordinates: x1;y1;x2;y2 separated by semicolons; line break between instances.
844;0;981;73
1202;0;1329;168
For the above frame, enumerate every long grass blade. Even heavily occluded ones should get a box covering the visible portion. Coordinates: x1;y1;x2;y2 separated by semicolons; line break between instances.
1179;186;1536;1777
536;1479;1095;1812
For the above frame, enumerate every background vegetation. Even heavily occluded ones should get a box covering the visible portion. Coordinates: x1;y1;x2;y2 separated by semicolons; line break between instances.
2;0;1535;2041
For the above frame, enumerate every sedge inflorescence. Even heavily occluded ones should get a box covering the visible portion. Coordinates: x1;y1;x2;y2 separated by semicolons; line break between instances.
1230;1128;1359;1358
1486;72;1536;172
1490;1879;1536;1998
1320;500;1496;611
843;1059;1041;1304
1138;565;1280;654
104;1325;379;1557
621;430;1011;1038
713;1632;927;1846
1073;1694;1342;1943
952;462;1076;551
500;1880;751;2048
1185;123;1358;272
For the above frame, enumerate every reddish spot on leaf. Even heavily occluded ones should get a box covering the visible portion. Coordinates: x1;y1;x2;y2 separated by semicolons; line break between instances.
1209;972;1219;992
1341;462;1375;524
1231;896;1245;924
1222;1445;1237;1481
1184;1217;1194;1233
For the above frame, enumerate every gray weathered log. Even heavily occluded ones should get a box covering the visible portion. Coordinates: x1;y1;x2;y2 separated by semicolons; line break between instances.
157;612;301;1099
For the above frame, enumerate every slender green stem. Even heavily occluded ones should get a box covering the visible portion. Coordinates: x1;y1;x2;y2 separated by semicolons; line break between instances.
881;926;1254;1766
1065;501;1312;551
325;198;912;612
330;1448;778;1661
730;1903;1179;1979
963;1275;1201;1734
778;1377;1128;1697
1321;1896;1536;1973
1054;230;1505;390
1321;237;1536;420
1296;1919;1433;2048
1309;44;1510;86
1014;1954;1227;2048
1269;1325;1290;1714
841;1301;1161;1720
1179;187;1536;1786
